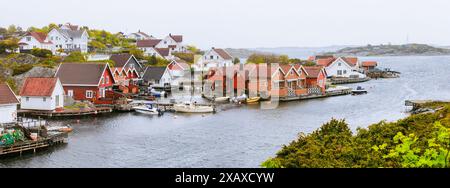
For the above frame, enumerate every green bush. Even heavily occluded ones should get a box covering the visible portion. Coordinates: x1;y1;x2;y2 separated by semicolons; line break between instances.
31;48;53;58
263;103;450;168
63;51;86;62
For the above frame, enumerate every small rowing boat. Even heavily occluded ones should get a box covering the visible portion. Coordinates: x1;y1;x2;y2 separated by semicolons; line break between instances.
246;97;261;104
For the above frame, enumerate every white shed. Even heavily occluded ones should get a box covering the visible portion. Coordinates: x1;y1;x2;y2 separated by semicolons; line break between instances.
0;83;19;124
19;77;65;111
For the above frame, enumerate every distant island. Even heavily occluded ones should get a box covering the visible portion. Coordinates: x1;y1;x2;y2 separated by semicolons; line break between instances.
224;48;273;58
324;44;450;56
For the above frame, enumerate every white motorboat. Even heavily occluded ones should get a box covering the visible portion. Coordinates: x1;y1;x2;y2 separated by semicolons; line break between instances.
352;86;368;95
231;94;247;103
132;103;161;115
174;102;215;113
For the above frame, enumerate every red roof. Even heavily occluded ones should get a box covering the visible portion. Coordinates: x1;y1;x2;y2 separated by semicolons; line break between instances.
362;61;378;67
342;57;358;66
169;34;183;43
0;83;19;104
212;48;233;60
316;58;336;67
136;39;161;47
155;48;170;57
303;66;325;78
27;31;52;44
20;77;58;97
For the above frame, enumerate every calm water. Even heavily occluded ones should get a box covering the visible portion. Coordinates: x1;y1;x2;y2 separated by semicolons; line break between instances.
1;56;450;168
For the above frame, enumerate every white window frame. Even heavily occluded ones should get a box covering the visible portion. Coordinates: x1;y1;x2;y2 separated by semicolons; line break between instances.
68;90;74;97
86;90;94;98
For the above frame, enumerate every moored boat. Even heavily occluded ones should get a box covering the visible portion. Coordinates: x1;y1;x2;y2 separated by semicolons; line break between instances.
174;102;215;113
246;97;261;104
132;102;162;115
214;96;230;103
47;125;73;133
352;86;368;95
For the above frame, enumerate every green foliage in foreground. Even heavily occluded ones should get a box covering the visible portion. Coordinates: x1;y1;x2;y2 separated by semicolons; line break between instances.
63;52;86;62
262;103;450;168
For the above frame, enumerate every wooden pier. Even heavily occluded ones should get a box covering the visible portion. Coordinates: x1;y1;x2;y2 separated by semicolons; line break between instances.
17;107;113;117
330;77;371;85
0;132;68;156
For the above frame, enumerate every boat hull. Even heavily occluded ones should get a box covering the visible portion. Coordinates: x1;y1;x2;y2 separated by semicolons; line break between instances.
174;105;214;113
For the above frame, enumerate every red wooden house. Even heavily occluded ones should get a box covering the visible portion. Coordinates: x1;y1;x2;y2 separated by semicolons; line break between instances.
303;66;327;94
204;64;247;97
110;54;142;92
361;61;378;71
55;63;116;103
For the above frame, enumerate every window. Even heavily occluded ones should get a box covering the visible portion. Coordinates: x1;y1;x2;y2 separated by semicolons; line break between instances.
106;76;109;84
26;97;29;101
26;37;31;41
210;55;214;59
337;70;342;75
86;90;93;98
68;90;74;97
338;63;341;66
43;97;46;102
343;70;347;74
101;77;105;84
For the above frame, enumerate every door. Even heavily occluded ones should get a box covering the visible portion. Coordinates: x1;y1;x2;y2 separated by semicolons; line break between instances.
55;95;60;107
68;90;73;97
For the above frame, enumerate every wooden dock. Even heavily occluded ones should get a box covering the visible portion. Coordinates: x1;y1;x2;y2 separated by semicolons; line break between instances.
0;132;68;156
17;107;113;118
330;77;371;85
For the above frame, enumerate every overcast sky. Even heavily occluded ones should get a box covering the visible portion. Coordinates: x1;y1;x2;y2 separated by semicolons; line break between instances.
2;0;450;49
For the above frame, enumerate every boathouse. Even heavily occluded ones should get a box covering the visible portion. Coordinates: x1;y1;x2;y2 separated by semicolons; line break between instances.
303;66;327;94
110;54;143;85
142;66;172;87
0;83;19;124
55;63;115;103
361;61;378;71
19;77;65;111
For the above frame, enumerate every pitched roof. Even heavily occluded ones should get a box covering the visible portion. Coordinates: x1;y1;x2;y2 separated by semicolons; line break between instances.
341;57;358;66
316;58;336;67
142;67;167;81
56;63;110;86
110;53;133;67
303;66;325;78
56;28;85;39
20;77;58;97
136;39;162;47
27;32;52;44
362;61;378;67
212;48;233;60
155;48;170;57
0;83;19;105
137;31;151;38
170;59;190;70
169;34;183;43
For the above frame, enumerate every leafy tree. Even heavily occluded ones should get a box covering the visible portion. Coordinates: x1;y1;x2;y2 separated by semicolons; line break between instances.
0;38;19;54
187;45;203;55
63;51;86;62
233;57;240;64
381;122;450;168
173;52;194;64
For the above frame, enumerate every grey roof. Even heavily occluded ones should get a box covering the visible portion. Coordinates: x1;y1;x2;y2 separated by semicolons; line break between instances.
57;29;85;39
142;67;167;81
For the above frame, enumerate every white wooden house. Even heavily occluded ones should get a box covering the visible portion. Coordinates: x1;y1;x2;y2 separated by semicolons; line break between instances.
19;77;65;111
324;57;366;78
18;32;55;53
0;83;19;124
47;25;89;53
194;48;233;71
156;34;186;52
